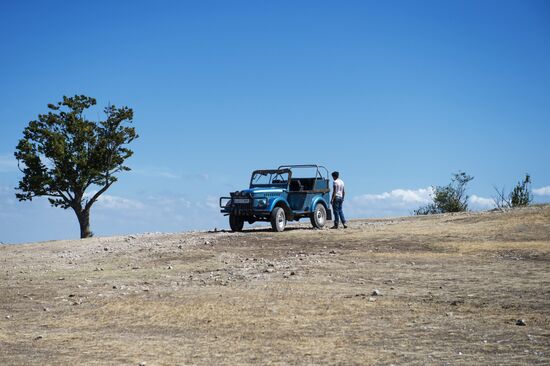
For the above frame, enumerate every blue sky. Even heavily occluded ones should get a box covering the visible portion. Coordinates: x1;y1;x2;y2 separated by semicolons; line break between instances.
1;0;549;243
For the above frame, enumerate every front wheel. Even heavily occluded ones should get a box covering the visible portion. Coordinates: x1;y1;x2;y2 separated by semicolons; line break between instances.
270;207;287;232
229;215;244;232
310;203;327;229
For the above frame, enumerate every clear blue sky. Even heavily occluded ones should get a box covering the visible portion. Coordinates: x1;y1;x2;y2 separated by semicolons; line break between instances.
1;0;549;243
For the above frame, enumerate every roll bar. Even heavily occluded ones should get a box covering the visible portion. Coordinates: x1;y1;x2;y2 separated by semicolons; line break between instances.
277;164;329;179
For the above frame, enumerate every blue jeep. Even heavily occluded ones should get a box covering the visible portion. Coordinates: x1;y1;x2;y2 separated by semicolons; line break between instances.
220;165;333;232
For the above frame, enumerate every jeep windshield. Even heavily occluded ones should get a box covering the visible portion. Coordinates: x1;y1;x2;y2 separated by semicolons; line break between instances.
250;169;291;188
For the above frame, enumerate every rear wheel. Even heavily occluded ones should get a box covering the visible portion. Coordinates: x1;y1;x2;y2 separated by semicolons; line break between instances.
270;207;287;232
310;203;327;229
229;215;244;232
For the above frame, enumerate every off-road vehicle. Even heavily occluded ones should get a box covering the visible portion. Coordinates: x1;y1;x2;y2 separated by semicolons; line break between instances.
220;165;332;232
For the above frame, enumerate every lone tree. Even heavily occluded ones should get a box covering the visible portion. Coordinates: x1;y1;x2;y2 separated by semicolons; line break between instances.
15;95;137;238
415;171;474;215
493;174;533;209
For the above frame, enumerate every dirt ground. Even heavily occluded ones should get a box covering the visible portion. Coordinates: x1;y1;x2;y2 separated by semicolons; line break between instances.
1;205;549;365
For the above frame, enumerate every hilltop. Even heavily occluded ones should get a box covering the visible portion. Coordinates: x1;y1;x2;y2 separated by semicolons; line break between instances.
1;205;549;365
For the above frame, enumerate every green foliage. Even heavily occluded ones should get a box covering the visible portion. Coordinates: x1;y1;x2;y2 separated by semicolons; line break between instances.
414;171;474;215
510;174;532;207
494;174;532;209
14;95;137;238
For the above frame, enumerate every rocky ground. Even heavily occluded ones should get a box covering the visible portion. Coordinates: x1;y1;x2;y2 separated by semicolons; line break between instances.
1;205;549;365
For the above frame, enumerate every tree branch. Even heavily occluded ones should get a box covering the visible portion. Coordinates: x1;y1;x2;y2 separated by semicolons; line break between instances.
492;185;510;210
56;190;72;203
85;181;113;211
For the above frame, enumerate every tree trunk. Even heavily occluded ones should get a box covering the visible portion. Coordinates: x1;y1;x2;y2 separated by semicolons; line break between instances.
76;208;92;238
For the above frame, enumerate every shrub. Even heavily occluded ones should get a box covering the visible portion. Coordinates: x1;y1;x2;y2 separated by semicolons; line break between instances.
415;171;474;215
493;174;532;209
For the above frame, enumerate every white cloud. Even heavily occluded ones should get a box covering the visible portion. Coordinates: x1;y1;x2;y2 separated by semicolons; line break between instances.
348;187;500;217
143;194;192;209
95;194;146;210
347;187;434;217
469;194;495;209
352;187;434;207
84;191;145;210
533;186;550;196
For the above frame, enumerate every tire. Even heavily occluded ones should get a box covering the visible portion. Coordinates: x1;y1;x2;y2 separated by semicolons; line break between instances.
310;203;327;229
229;215;244;232
270;207;287;232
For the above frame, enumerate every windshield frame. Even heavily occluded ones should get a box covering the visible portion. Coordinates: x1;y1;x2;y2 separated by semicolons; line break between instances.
249;169;291;189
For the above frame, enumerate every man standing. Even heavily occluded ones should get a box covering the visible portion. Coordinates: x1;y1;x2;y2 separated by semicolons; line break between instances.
331;171;347;229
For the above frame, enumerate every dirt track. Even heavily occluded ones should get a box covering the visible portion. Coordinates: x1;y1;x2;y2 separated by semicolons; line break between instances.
1;206;549;365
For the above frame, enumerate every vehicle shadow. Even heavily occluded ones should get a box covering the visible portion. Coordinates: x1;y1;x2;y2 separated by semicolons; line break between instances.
240;226;320;233
207;226;325;234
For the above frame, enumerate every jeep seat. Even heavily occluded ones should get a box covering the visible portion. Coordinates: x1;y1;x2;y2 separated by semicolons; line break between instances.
289;179;303;192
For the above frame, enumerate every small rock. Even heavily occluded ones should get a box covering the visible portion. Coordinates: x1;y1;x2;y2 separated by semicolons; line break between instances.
57;277;65;281
204;241;210;245
371;289;381;296
112;285;117;289
516;319;526;326
446;312;453;317
5;315;11;319
290;271;296;276
139;363;146;366
450;300;464;306
329;250;336;254
368;297;376;302
43;307;49;312
265;268;274;273
34;335;43;341
103;247;109;251
167;265;173;270
178;245;183;249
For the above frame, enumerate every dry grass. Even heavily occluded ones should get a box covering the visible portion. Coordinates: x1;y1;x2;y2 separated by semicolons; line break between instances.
1;205;549;365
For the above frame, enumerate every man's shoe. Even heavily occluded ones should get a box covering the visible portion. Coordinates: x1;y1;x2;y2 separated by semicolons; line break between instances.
330;225;339;229
343;224;348;229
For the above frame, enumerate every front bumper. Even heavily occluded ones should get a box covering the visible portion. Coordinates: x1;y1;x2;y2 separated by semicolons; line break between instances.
220;196;270;216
